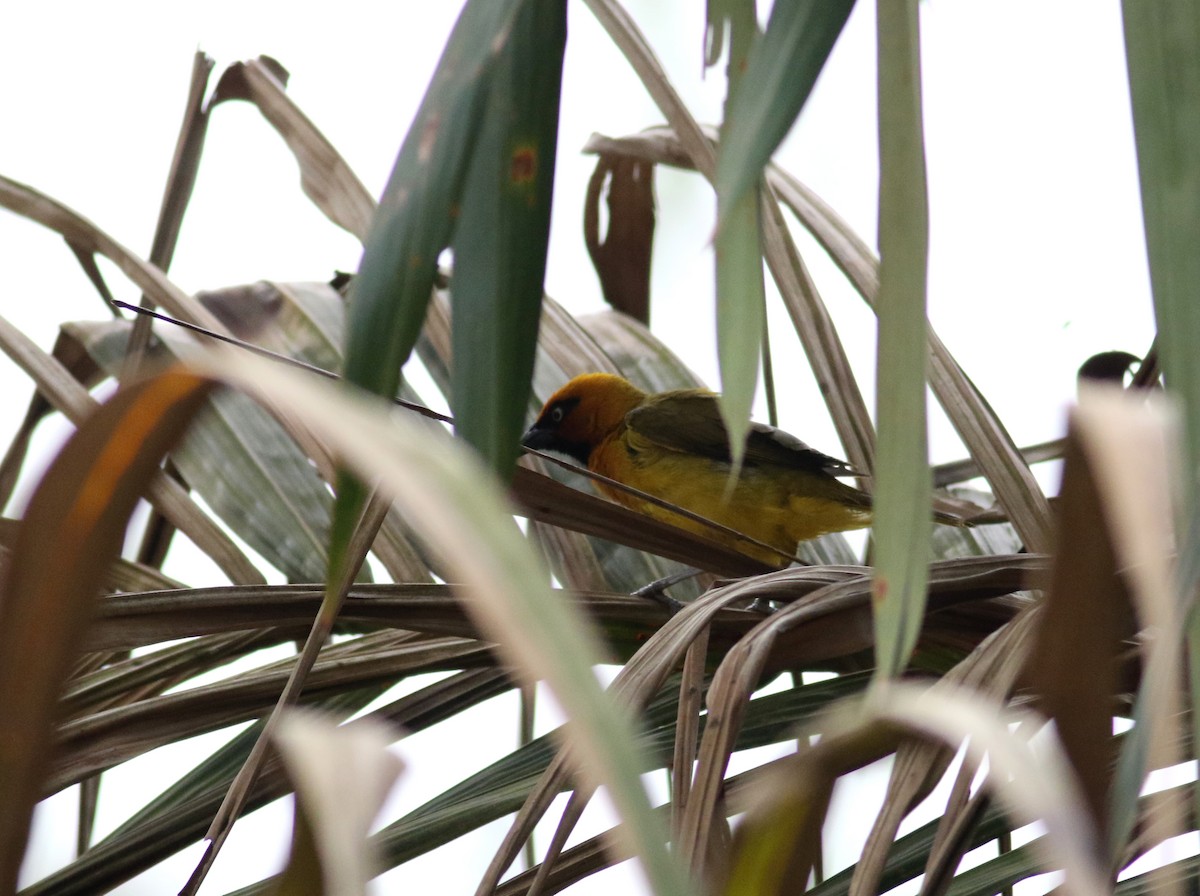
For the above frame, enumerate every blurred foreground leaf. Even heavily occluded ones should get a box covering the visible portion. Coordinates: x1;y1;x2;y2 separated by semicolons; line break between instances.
271;712;403;896
0;370;215;893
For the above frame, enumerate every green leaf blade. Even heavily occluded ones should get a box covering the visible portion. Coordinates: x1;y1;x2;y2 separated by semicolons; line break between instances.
715;0;856;214
451;0;566;476
715;188;764;465
871;0;931;680
343;0;526;402
713;1;765;466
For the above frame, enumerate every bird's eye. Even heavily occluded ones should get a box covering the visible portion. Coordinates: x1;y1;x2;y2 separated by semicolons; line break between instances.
549;406;565;424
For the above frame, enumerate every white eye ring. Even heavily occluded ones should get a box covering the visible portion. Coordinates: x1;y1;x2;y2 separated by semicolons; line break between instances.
549;406;565;424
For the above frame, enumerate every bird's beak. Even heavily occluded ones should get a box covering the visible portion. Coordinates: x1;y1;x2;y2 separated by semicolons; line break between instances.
521;425;547;450
520;425;590;466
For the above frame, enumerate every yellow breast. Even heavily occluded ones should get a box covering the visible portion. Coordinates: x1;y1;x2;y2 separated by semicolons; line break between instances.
590;428;870;566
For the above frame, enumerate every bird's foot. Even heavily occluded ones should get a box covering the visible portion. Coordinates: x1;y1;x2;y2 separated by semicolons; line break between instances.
630;567;700;615
746;597;776;615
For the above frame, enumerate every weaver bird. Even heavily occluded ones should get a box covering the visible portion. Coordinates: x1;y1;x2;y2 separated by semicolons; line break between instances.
523;372;882;567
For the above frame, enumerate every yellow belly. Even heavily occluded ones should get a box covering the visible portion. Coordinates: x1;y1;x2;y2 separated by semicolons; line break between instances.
591;433;871;566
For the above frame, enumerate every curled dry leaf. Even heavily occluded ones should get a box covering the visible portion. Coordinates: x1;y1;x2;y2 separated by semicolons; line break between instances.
584;153;656;324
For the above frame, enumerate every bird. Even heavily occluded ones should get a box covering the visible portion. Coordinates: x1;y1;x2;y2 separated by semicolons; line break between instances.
522;372;883;567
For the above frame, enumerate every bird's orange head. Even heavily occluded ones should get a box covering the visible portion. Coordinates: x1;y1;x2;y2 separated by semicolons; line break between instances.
522;373;647;466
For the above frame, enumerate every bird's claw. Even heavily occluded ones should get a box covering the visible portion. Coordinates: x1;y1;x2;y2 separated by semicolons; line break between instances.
631;567;699;615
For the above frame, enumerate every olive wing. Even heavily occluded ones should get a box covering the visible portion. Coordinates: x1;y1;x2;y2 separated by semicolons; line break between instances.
625;390;859;477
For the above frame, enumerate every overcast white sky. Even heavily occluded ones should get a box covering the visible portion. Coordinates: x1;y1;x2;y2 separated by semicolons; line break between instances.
1;0;1153;456
3;2;1154;894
